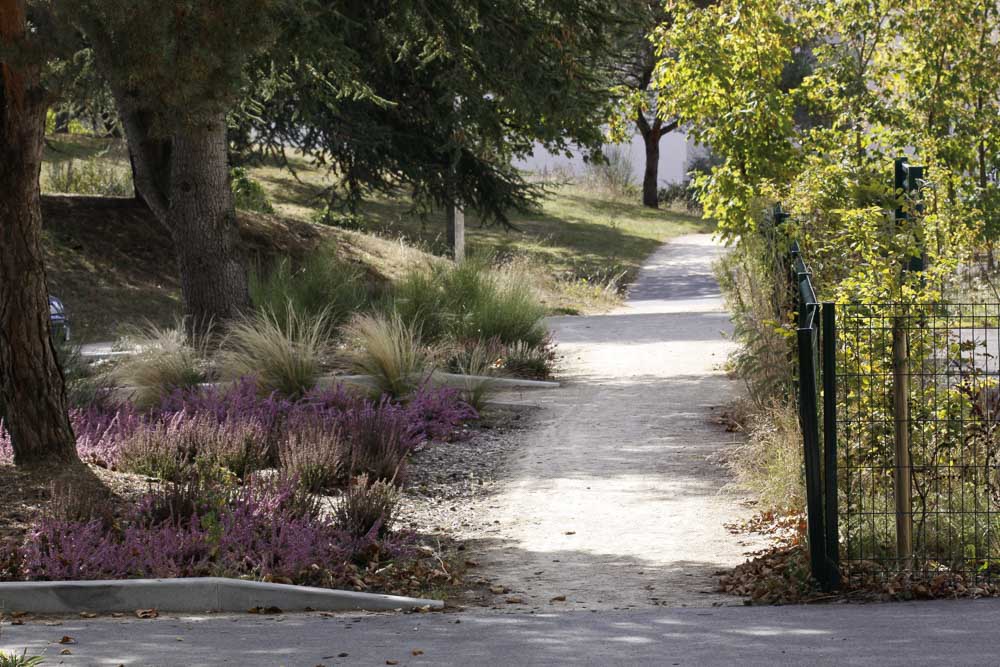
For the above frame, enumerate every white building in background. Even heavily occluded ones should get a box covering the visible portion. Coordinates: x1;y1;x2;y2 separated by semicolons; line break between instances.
513;129;702;186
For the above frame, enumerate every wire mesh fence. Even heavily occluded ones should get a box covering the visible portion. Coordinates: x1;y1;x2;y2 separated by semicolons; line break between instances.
838;302;1000;585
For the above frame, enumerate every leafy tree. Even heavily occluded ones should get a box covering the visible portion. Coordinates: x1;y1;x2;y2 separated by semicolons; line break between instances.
238;0;622;239
0;0;79;466
607;1;714;208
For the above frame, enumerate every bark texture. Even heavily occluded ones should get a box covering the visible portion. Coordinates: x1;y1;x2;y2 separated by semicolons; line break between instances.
168;116;250;332
0;0;79;466
641;127;661;209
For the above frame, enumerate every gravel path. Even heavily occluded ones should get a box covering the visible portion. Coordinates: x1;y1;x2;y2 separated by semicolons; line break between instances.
467;234;763;610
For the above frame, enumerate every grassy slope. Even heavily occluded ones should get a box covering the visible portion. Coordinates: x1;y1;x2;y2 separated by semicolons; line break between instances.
40;136;713;340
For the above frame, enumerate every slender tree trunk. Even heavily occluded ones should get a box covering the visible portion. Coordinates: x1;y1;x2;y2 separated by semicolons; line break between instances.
168;116;250;334
641;128;661;209
0;0;79;467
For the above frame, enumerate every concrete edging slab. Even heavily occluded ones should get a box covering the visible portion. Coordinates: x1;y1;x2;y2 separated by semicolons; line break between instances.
0;578;443;615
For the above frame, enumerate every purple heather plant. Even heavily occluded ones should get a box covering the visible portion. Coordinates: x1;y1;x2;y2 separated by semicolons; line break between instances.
0;378;477;477
13;477;410;586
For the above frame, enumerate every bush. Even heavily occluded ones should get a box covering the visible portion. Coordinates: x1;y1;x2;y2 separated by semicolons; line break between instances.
335;474;400;540
0;651;44;667
249;251;370;330
279;416;343;493
109;324;208;409
403;383;478;443
45;158;132;197
230;167;274;213
220;308;331;397
343;312;432;398
339;399;417;483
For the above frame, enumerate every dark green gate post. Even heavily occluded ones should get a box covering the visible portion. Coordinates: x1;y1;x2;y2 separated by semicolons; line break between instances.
822;302;840;588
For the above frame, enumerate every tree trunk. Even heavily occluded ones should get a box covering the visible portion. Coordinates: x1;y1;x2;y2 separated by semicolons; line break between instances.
641;128;661;209
0;0;79;466
168;116;250;334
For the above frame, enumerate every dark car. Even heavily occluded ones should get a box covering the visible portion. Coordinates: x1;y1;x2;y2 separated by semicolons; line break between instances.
49;296;70;342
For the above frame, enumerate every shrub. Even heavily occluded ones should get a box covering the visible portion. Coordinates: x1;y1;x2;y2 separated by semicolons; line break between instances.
230;167;274;213
45;158;132;197
279;416;344;493
403;383;478;443
334;474;400;540
340;400;417;483
116;412;199;482
220;308;331;397
342;312;432;398
109;324;208;409
249;251;369;330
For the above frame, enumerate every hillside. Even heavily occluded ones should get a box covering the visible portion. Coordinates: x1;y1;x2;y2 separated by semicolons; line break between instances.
39;134;713;341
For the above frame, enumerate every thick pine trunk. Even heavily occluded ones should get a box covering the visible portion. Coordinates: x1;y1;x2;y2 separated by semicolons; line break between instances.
641;129;661;209
168;116;250;334
0;0;79;466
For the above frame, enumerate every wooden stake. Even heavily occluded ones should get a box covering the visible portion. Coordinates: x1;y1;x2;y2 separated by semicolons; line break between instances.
892;315;913;571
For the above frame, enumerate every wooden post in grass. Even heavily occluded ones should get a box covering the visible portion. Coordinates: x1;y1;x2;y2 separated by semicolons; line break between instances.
447;205;465;264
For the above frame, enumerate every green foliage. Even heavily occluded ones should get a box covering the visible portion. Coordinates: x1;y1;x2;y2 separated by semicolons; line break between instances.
237;0;627;226
249;251;370;332
389;259;548;351
219;308;331;398
45;158;132;197
310;207;367;231
230;167;274;213
0;651;44;667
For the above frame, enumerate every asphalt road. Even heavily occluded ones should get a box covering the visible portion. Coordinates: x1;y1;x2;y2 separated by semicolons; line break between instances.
2;600;999;666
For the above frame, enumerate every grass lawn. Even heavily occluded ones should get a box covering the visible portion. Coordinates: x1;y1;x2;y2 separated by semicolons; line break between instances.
250;154;714;314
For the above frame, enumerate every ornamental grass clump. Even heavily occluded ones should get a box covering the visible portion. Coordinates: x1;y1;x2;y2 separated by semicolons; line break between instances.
342;312;433;398
108;324;209;408
219;307;331;398
250;251;370;331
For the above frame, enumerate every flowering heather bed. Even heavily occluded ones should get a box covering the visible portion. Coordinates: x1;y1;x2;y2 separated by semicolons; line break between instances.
0;476;451;593
0;379;477;485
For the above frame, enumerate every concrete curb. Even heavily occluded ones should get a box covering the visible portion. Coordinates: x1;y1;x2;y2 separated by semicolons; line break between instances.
0;578;444;615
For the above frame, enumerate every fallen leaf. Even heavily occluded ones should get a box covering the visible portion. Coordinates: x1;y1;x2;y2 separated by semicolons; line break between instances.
564;531;576;535
60;648;73;655
505;596;524;604
550;595;567;603
412;649;424;656
135;608;159;619
489;585;507;594
386;661;399;665
10;619;23;626
79;611;99;619
59;636;77;644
